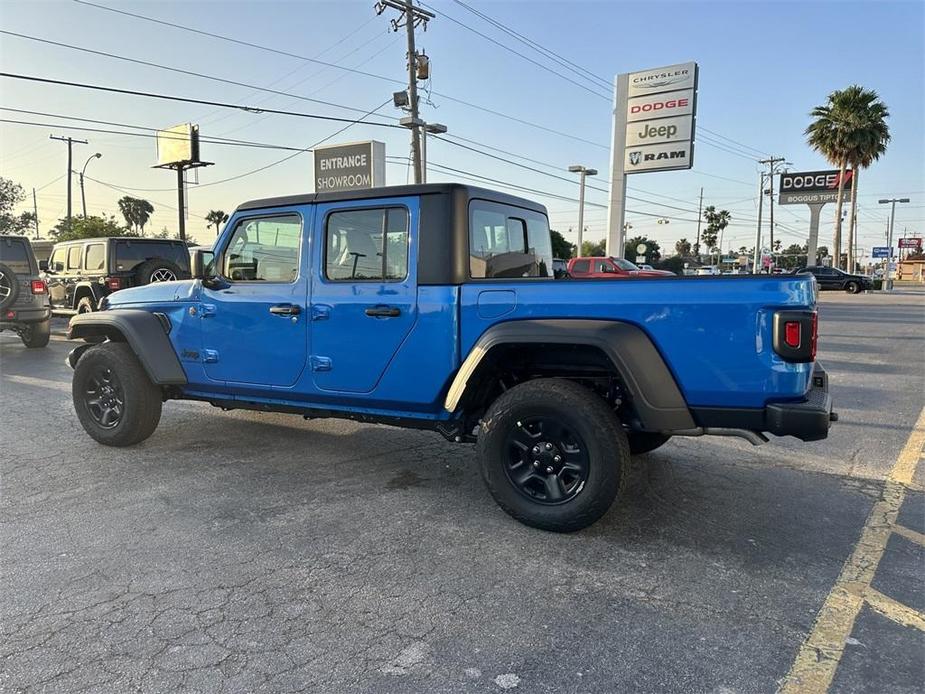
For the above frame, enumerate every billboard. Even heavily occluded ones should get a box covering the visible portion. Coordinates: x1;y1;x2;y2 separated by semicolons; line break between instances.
898;238;922;250
779;169;854;205
314;141;385;193
872;246;891;258
155;123;201;167
623;61;697;175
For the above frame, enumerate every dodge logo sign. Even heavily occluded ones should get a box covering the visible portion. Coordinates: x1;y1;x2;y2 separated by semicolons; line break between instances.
780;169;854;194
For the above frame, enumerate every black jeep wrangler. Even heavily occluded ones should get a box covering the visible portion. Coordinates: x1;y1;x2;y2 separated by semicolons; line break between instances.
43;237;191;315
0;235;51;348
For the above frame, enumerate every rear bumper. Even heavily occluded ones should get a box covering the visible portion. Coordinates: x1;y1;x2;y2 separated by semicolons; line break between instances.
689;364;835;442
0;306;51;327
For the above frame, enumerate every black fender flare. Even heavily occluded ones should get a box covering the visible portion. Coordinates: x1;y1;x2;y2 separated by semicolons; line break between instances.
72;281;107;308
67;309;187;385
444;319;695;432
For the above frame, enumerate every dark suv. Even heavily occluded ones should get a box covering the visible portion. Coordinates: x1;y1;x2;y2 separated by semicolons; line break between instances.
795;266;873;293
0;235;51;348
43;237;191;315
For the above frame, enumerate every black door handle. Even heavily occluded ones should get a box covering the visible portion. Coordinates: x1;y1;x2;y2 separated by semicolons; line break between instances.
269;304;301;316
365;306;401;318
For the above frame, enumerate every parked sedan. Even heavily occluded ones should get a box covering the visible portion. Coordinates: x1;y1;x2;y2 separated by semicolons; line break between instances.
795;266;873;293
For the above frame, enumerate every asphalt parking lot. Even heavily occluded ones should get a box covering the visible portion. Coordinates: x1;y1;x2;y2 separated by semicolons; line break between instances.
2;288;923;693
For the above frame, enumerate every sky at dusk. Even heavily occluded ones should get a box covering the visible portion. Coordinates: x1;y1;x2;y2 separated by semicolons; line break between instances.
1;0;923;254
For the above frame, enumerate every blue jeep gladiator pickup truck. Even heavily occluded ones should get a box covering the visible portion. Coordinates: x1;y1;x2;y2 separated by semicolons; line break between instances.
67;183;834;531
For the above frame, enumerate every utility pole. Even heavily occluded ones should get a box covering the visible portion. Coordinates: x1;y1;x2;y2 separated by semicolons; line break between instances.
753;173;764;273
695;186;703;259
377;0;434;184
879;197;910;291
32;187;39;239
49;135;88;234
759;156;786;268
569;165;598;255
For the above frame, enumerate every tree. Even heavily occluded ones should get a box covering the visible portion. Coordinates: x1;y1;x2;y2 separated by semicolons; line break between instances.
549;229;574;259
675;238;692;257
0;177;37;236
117;196;155;234
623;236;661;265
206;210;229;236
580;239;606;257
49;214;134;241
154;225;197;245
773;239;782;252
806;85;890;270
702;206;731;263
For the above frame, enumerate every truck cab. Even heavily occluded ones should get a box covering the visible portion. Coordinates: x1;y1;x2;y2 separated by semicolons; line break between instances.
66;183;834;532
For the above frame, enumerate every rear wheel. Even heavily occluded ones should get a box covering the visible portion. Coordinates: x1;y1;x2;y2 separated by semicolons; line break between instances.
77;296;95;314
476;378;629;532
72;342;162;446
20;320;50;348
627;431;671;455
845;281;860;294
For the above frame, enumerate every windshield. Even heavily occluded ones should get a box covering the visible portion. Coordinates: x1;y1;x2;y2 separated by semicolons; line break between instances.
611;257;639;271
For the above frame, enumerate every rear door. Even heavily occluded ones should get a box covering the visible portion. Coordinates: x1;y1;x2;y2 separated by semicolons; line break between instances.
310;196;417;393
45;246;67;308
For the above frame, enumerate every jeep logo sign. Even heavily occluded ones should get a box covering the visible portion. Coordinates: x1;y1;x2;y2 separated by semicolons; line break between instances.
313;141;385;193
625;114;692;147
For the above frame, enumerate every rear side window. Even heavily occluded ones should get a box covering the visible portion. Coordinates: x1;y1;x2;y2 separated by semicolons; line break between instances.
469;200;552;279
67;246;83;271
572;259;589;273
0;238;34;274
325;207;409;281
223;214;301;282
114;241;190;272
85;243;105;271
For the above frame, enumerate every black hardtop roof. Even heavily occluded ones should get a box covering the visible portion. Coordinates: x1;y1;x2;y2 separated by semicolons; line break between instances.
0;234;34;246
236;183;548;215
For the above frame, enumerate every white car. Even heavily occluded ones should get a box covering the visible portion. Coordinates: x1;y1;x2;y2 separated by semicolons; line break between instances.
695;265;721;276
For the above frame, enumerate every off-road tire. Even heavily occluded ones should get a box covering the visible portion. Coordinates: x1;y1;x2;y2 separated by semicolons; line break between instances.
845;281;860;294
627;431;671;455
476;378;629;532
135;259;184;285
72;342;162;447
20;320;50;348
0;262;20;311
76;296;95;314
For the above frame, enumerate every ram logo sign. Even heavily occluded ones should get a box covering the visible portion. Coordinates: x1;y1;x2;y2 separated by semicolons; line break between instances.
624;142;691;173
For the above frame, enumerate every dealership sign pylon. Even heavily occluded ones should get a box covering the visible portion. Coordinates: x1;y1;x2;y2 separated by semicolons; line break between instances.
607;62;698;257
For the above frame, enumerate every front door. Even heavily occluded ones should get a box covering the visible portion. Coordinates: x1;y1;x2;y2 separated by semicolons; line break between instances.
310;198;418;393
200;210;308;387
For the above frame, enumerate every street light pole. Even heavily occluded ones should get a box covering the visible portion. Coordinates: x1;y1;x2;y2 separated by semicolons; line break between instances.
878;197;910;291
569;165;597;256
79;152;102;218
420;122;447;183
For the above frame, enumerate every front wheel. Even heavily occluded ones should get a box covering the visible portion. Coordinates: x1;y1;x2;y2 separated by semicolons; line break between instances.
845;281;860;294
20;320;50;348
476;378;629;532
72;342;163;446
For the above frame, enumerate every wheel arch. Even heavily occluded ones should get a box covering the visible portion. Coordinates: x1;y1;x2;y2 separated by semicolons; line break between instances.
445;319;695;432
67;309;187;385
73;282;105;309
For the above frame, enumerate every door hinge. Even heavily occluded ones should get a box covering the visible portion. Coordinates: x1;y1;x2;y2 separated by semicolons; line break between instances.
310;355;332;372
202;349;219;364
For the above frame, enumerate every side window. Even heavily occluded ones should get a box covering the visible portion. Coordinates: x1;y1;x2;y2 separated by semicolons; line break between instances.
594;259;610;273
85;243;105;272
222;214;301;282
67;246;83;271
469;200;552;279
49;248;65;272
325;207;409;281
572;259;589;273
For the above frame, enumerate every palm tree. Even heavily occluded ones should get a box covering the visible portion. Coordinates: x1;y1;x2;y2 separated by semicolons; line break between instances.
117;196;154;235
675;238;691;256
702;205;732;264
206;210;229;236
806;86;890;269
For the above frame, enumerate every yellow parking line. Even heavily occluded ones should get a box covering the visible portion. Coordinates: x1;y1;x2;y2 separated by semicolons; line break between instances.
865;588;925;632
892;524;925;547
779;406;925;693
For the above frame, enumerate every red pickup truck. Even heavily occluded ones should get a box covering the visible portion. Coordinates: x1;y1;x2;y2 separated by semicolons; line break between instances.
567;256;675;278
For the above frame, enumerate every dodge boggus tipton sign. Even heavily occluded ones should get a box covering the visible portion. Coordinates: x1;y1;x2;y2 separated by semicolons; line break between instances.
313;141;385;193
623;62;698;174
779;169;854;205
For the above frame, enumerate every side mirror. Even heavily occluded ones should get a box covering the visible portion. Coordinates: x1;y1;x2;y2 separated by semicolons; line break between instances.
191;249;215;280
39;259;49;271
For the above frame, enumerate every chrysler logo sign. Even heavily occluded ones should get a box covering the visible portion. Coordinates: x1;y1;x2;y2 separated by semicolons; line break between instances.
627;61;697;98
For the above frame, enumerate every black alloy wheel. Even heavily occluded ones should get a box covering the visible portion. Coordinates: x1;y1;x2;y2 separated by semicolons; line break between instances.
503;417;589;505
83;366;125;429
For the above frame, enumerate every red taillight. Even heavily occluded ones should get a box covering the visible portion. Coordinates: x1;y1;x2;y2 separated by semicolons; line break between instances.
784;321;801;348
106;277;122;291
5;310;14;319
30;279;46;294
810;311;818;361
